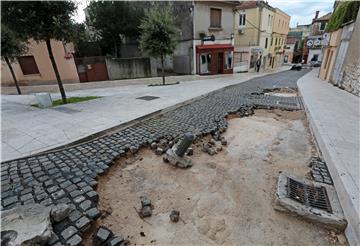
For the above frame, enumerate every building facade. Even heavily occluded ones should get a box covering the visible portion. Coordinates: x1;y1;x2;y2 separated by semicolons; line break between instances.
233;1;275;72
1;40;79;86
270;8;290;69
306;11;332;64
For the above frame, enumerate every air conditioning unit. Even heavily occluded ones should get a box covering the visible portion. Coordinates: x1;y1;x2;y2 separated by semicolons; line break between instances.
238;29;245;34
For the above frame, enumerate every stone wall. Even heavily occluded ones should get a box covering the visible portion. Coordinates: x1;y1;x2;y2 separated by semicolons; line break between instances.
340;63;360;96
331;10;360;96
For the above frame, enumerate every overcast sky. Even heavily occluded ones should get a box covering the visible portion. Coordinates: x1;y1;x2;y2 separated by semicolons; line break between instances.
73;0;334;28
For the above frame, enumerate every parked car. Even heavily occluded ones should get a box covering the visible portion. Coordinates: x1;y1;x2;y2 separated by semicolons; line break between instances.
290;64;302;71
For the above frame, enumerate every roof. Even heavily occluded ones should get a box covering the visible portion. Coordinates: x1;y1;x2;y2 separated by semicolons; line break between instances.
237;1;257;10
313;12;332;23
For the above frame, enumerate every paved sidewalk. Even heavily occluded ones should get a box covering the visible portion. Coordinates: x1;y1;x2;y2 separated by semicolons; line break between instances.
1;67;289;162
298;69;360;245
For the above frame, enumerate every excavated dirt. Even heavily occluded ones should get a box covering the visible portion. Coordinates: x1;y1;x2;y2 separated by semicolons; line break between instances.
87;109;346;245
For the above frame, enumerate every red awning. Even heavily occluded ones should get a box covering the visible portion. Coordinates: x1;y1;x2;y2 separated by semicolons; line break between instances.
196;44;234;51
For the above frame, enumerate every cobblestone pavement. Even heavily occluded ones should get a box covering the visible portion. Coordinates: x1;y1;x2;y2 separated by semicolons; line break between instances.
1;69;309;245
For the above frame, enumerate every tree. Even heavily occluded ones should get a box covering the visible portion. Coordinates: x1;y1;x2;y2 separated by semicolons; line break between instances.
327;1;360;32
2;1;77;103
86;1;143;57
139;7;177;85
1;24;27;94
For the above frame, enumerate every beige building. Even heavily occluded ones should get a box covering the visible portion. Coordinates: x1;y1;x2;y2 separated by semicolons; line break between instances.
193;1;237;75
1;39;79;86
233;1;275;72
270;8;290;69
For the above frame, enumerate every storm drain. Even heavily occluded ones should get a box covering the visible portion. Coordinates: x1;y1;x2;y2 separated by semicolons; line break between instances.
287;177;332;213
277;101;298;107
136;96;160;101
275;172;347;231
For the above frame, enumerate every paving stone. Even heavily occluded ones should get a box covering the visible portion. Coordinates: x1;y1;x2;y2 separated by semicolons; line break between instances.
69;209;83;223
60;226;77;240
3;196;18;207
86;207;101;220
86;191;99;203
66;234;82;246
74;216;91;231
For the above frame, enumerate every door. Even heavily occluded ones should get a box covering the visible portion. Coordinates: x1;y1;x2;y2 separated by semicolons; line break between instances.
218;52;224;73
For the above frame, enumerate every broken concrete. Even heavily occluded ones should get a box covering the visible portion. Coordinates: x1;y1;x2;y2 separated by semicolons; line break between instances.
1;204;52;245
275;172;347;231
163;146;193;168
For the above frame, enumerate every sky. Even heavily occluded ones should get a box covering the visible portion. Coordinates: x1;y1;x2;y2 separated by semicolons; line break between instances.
73;0;334;28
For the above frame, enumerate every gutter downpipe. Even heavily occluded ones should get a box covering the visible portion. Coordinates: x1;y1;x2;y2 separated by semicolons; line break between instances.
192;1;197;75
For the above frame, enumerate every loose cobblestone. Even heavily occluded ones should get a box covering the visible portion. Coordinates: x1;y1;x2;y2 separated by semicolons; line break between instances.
1;70;309;244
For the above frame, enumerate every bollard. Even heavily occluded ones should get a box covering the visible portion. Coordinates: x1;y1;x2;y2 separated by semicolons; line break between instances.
175;132;195;157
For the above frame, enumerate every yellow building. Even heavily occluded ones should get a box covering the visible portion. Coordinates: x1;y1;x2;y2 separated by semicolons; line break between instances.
270;8;290;69
233;1;290;72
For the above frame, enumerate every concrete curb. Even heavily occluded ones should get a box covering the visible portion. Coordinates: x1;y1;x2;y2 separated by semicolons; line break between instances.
297;72;360;245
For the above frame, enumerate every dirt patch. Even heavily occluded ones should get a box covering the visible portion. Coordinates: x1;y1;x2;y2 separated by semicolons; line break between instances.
86;110;345;245
264;87;298;97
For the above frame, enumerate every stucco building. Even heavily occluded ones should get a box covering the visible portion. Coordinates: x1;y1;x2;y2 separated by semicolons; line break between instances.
233;1;275;72
1;40;79;86
270;8;290;69
306;11;332;64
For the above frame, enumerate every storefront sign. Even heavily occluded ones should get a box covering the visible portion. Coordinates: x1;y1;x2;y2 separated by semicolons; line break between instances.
202;35;215;42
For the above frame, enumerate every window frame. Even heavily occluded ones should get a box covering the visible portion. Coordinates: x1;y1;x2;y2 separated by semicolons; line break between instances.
210;8;222;28
239;12;246;27
17;55;40;75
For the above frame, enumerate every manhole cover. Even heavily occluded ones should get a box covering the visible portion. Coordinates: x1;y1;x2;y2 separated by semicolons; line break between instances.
136;96;160;101
287;177;332;213
277;101;298;107
53;107;81;114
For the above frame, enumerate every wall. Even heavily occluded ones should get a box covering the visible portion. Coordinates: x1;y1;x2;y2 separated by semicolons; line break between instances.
1;40;79;86
194;1;235;42
105;57;157;80
336;10;360;95
234;8;259;46
319;28;342;80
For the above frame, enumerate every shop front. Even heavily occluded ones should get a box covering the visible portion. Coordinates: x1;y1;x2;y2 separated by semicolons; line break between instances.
196;44;234;75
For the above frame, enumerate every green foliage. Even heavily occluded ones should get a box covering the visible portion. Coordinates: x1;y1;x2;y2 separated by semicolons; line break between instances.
1;1;77;42
139;6;177;58
1;24;27;62
32;96;101;108
86;1;143;57
327;1;360;31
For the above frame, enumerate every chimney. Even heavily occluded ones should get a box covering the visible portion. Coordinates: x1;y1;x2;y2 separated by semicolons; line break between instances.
315;10;319;19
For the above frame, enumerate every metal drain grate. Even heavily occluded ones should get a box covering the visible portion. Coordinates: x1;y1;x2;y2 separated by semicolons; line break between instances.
277;101;298;107
136;96;160;101
287;178;332;213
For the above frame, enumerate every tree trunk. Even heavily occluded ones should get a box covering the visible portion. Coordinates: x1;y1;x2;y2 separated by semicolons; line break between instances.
5;56;21;95
161;55;165;85
46;38;67;104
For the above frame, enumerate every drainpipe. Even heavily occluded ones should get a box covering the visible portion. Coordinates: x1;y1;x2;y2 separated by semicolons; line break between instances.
192;1;197;75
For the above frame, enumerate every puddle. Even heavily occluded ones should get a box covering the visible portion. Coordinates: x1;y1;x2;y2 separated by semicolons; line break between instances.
85;109;346;245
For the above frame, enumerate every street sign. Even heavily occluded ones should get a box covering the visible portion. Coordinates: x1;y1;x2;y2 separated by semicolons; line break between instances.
306;40;314;47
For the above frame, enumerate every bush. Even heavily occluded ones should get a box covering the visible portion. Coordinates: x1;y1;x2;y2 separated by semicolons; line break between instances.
327;1;360;32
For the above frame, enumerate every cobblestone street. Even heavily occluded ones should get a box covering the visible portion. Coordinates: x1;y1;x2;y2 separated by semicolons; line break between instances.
1;69;309;244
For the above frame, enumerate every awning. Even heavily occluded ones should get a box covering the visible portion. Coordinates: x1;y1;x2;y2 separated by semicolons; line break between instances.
196;44;234;52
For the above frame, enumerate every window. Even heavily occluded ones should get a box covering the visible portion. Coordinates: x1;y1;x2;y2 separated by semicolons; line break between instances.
18;56;39;75
210;8;222;28
224;51;233;69
319;22;326;31
278;20;280;27
268;15;271;26
275;38;278;45
271;38;273;46
265;38;268;48
239;13;246;26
